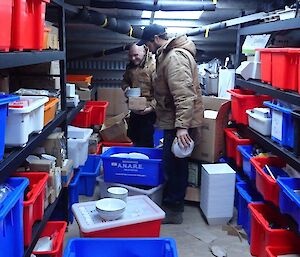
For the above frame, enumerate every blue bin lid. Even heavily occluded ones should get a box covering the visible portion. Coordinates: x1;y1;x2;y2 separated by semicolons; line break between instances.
0;94;20;106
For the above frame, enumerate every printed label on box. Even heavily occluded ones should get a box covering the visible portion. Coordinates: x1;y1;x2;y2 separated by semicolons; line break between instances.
271;110;283;141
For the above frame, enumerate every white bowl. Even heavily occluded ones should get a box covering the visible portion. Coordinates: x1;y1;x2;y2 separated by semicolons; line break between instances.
126;88;141;97
95;198;126;220
107;187;128;202
171;138;194;158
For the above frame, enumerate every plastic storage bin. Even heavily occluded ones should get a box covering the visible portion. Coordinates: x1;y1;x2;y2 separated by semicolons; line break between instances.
97;176;164;205
246;108;272;136
11;0;50;50
228;89;271;125
0;177;29;257
44;97;59;126
66;75;93;84
264;101;295;148
101;147;163;186
237;145;256;180
249;203;299;257
277;177;300;233
32;221;67;257
251;157;288;206
224;128;252;168
154;128;164;147
85;101;109;125
0;94;19;159
236;181;263;242
258;49;272;84
266;245;300;257
0;0;13;51
14;172;49;246
292;110;300;156
63;238;178;257
78;155;101;197
72;195;165;238
101;141;133;154
5;96;49;146
67;126;93;168
71;106;93;128
68;170;80;223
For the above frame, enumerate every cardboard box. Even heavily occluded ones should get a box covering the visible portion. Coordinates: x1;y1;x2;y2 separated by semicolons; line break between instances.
128;97;148;111
76;88;92;101
185;186;200;202
0;75;9;93
191;96;230;163
97;88;128;116
99;113;131;142
188;161;201;187
29;159;55;173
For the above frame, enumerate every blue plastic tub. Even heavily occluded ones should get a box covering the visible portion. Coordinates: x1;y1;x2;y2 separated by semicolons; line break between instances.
154;128;164;147
0;177;29;257
68;170;80;223
237;145;256;180
236;181;263;242
78;155;101;197
101;147;163;186
63;238;178;257
0;94;19;160
264;101;294;148
277;177;300;232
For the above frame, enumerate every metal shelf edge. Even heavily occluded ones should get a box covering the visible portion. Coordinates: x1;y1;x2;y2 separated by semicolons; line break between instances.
236;78;300;106
0;111;67;183
67;101;86;124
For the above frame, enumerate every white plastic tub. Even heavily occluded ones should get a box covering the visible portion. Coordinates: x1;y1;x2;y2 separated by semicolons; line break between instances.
5;96;49;146
246;108;271;136
97;176;164;205
67;126;93;168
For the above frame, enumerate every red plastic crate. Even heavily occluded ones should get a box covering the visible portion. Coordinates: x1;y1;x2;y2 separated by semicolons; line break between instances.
228;89;271;125
32;221;67;257
95;143;102;154
71;106;93;128
249;203;299;257
0;0;13;51
250;157;286;206
271;48;300;91
224;128;252;168
101;141;133;154
266;245;300;257
14;172;49;246
258;49;272;84
11;0;50;51
86;101;109;125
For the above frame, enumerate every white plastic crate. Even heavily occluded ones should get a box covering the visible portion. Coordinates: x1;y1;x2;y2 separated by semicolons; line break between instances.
246;108;271;136
72;195;165;238
97;176;164;205
5;96;49;146
68;126;93;168
200;163;236;225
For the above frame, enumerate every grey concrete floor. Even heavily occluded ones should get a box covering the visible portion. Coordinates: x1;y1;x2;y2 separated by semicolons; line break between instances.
64;185;251;257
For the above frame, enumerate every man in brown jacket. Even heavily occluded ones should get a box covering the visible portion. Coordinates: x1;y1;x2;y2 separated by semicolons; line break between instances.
137;24;203;224
121;43;156;147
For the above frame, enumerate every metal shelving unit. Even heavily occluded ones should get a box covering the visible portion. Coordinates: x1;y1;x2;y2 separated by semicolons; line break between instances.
235;17;300;170
67;101;86;124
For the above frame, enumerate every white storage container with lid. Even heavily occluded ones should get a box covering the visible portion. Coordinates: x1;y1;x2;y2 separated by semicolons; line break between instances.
246;107;271;136
67;126;93;168
72;195;165;238
5;96;49;146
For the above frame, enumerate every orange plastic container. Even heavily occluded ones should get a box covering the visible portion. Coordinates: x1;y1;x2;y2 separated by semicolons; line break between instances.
14;172;49;246
258;49;272;84
66;75;93;84
228;89;271;125
0;0;13;52
44;97;59;126
32;221;67;257
224;128;252;168
11;0;50;51
249;203;299;257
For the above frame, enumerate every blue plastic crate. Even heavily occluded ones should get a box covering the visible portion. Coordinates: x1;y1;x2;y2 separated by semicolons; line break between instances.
78;155;101;197
0;177;29;257
154;128;164;147
264;101;294;148
277;177;300;232
236;181;263;242
0;94;19;160
68;170;81;223
101;147;163;186
63;238;178;257
237;145;256;180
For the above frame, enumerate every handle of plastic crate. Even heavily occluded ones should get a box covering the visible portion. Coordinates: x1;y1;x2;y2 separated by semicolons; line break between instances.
165;242;173;257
